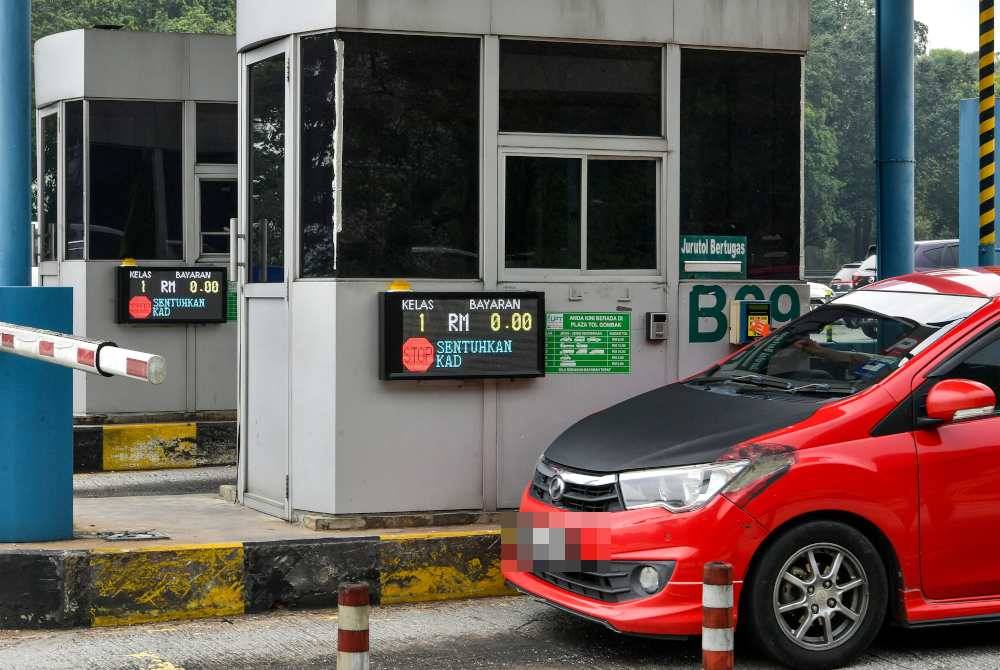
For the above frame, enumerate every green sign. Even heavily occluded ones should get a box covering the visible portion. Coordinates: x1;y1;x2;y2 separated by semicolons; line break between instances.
680;235;748;279
545;312;630;374
227;283;238;322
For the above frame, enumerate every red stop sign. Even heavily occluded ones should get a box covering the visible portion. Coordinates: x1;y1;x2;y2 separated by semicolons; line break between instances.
401;337;435;373
129;295;153;320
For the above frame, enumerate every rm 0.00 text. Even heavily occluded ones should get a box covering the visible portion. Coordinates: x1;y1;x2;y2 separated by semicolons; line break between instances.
416;312;533;333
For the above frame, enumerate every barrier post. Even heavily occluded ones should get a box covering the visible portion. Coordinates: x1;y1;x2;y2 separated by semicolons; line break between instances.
0;288;73;541
338;582;371;670
703;561;735;670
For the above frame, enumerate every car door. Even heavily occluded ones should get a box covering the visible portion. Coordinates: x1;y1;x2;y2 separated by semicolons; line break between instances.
915;324;1000;600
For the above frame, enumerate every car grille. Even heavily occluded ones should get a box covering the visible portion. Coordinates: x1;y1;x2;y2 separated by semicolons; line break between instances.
532;562;674;603
530;460;623;512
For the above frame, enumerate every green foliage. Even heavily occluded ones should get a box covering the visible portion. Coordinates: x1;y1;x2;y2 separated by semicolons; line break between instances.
805;0;977;275
32;0;235;41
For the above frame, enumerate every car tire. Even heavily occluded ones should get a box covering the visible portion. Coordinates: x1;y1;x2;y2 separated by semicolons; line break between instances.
744;520;888;669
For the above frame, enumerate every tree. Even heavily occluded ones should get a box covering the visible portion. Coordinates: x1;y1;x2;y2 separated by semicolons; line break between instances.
32;1;234;42
805;0;977;275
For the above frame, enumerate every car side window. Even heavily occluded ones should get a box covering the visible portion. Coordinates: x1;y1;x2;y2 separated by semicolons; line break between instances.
921;247;943;268
942;245;959;268
942;337;1000;400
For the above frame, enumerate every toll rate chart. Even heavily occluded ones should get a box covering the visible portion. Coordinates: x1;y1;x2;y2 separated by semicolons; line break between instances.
380;292;545;380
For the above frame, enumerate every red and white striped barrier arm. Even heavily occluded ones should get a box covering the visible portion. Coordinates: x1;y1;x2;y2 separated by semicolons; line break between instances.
338;582;370;670
0;321;165;384
703;561;735;670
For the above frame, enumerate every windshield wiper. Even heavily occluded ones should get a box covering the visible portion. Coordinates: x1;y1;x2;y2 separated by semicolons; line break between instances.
779;382;855;396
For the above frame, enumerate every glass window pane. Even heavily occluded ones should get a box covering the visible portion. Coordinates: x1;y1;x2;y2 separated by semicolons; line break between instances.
500;41;661;136
197;103;237;164
587;159;657;270
333;32;480;279
64;101;84;260
200;180;236;254
248;54;286;283
505;157;581;269
39;114;58;261
299;34;338;277
89;101;183;260
680;49;801;280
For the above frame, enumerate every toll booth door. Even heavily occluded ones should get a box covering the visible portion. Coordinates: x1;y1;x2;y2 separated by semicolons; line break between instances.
239;41;292;519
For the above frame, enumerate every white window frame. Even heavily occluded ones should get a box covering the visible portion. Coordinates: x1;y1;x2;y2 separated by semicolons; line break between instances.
195;171;238;260
498;148;666;282
495;41;669;283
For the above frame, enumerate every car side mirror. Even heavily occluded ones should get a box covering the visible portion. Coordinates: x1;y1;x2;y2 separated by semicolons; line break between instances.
925;379;997;423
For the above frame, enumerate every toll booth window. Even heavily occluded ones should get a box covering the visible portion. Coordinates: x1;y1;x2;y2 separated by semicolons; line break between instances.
248;54;286;283
500;40;661;136
89;101;183;260
200;180;236;255
197;103;237;164
504;156;658;271
39;113;58;262
64;101;84;260
299;32;480;278
680;49;801;280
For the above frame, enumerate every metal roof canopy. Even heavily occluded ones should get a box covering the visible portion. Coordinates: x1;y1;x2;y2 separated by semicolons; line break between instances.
236;0;810;54
35;29;236;109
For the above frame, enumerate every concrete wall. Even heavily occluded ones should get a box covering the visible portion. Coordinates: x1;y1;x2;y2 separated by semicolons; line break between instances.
36;31;236;108
237;0;810;53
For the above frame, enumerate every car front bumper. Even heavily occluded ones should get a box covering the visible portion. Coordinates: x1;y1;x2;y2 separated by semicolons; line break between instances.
502;489;768;637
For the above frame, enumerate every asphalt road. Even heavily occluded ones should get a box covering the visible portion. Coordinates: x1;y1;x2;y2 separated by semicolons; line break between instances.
2;596;1000;669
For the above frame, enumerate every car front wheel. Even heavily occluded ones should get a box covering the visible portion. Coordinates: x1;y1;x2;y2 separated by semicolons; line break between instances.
745;521;888;669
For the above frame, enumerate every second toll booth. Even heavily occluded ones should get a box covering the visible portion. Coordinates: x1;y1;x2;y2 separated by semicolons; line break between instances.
235;0;811;519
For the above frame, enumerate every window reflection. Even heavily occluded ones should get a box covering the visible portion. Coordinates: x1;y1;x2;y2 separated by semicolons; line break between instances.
299;32;480;278
500;41;662;136
40;114;58;261
89;101;183;260
64;101;84;260
505;157;581;269
680;49;801;280
588;160;657;270
248;54;285;283
197;103;237;164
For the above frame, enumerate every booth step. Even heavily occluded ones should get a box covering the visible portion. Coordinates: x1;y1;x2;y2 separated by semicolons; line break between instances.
294;509;504;532
75;466;236;498
0;525;510;629
73;420;236;473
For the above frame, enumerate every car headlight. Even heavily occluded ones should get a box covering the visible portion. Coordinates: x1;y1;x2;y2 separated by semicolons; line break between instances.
618;461;750;513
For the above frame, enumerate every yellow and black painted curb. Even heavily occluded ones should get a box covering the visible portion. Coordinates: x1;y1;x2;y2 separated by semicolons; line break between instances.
0;529;512;629
73;421;236;473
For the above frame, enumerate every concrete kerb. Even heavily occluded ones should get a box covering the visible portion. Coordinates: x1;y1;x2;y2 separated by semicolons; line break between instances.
73;420;237;473
0;529;513;629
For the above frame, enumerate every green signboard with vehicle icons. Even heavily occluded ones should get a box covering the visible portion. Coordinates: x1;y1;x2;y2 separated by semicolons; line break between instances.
545;312;631;374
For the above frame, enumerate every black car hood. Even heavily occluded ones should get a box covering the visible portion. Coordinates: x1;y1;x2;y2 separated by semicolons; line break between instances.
543;383;824;473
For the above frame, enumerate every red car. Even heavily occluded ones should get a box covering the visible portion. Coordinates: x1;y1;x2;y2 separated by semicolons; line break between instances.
504;268;1000;669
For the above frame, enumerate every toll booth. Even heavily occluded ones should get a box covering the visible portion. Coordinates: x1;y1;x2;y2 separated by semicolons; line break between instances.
34;29;238;417
235;0;810;519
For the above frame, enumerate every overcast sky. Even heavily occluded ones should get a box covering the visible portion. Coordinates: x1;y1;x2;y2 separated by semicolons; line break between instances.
914;0;980;52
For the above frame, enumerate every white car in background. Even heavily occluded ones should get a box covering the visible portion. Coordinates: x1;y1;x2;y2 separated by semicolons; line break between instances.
808;281;833;310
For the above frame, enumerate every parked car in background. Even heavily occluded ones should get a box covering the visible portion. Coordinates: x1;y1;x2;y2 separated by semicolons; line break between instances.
851;239;960;290
830;262;861;296
809;281;834;309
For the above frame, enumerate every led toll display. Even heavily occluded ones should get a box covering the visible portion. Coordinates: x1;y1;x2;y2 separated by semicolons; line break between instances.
380;292;545;380
116;266;228;324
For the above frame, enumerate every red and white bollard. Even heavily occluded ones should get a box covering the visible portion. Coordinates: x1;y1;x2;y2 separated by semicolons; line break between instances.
338;582;371;670
702;561;735;670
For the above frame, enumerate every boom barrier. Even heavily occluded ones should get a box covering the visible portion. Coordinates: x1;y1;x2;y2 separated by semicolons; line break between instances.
0;321;165;384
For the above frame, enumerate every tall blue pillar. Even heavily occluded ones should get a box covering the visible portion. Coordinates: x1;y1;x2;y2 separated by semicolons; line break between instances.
0;0;32;287
0;0;74;541
960;99;982;267
875;0;916;280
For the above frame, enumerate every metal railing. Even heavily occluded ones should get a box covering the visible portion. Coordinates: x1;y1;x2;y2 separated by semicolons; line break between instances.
0;321;165;384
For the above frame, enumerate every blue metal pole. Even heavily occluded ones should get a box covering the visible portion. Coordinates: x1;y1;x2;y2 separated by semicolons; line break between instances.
875;0;916;280
0;0;32;287
960;99;982;267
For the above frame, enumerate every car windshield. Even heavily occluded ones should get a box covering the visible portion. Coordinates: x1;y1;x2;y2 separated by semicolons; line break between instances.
690;291;989;397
